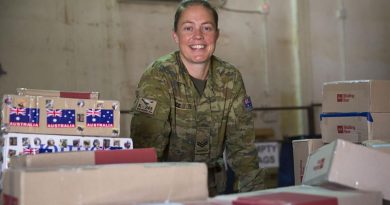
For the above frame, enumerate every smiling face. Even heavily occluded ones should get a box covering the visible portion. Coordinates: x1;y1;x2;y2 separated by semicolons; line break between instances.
172;4;219;66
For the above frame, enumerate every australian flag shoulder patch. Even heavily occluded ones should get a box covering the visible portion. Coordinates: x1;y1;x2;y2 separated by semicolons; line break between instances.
243;96;253;111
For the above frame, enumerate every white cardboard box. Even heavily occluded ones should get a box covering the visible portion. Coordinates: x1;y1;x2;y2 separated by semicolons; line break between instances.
362;140;390;155
320;112;390;143
212;185;382;205
302;139;390;201
322;80;390;113
292;139;324;185
2;162;209;204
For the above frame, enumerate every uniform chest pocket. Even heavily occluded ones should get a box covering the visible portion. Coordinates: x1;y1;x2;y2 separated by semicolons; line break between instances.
174;101;195;127
208;97;225;126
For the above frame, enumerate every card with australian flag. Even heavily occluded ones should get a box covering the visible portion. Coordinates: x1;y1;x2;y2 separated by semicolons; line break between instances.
46;109;76;128
86;109;114;127
9;107;40;127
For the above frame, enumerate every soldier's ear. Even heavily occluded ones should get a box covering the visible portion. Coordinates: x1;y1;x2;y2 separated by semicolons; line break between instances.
172;31;179;44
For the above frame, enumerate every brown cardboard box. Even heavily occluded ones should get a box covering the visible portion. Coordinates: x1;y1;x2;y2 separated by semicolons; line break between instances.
1;94;120;136
320;112;390;143
292;139;324;185
322;80;390;113
303;139;390;201
9;148;157;169
2;162;209;204
16;88;100;100
212;185;382;205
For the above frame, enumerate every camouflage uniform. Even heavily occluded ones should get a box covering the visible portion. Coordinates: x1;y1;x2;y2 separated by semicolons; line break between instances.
131;51;265;196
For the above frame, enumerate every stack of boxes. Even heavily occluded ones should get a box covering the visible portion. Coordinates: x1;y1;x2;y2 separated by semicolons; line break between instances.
0;89;211;204
306;80;390;201
292;80;390;203
292;80;390;183
0;88;132;179
219;80;390;205
320;80;390;143
210;79;390;205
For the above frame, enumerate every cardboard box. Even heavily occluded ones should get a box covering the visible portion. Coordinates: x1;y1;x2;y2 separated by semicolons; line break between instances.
302;139;390;201
322;80;390;112
9;148;156;169
320;112;390;143
212;185;382;205
362;140;390;155
1;94;120;136
2;162;209;205
292;139;324;185
233;192;338;205
16;88;100;99
1;133;133;172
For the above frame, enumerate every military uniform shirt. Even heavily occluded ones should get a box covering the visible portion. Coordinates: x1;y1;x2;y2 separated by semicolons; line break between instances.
130;51;264;195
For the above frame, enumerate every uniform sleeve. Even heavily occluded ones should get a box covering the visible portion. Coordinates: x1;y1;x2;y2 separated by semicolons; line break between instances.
130;65;171;161
225;72;265;192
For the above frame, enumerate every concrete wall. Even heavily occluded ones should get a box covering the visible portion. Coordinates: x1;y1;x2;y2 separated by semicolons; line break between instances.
0;0;389;139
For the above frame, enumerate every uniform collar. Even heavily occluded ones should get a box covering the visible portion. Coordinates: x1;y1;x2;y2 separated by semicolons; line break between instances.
174;51;216;98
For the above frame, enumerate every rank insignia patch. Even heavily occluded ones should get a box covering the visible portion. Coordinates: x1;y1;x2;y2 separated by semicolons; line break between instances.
135;98;157;115
243;96;253;111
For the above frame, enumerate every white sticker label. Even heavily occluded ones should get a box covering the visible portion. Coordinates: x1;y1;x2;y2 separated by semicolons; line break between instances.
255;142;280;168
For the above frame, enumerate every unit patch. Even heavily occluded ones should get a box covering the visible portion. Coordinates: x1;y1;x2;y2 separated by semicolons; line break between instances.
135;98;157;115
243;96;253;111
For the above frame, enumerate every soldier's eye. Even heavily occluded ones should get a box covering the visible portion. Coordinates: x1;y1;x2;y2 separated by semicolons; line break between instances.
183;26;193;32
203;26;213;32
